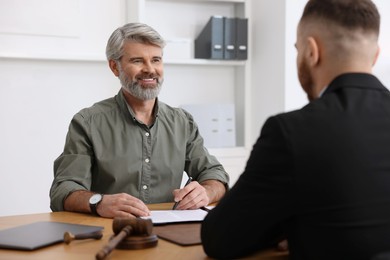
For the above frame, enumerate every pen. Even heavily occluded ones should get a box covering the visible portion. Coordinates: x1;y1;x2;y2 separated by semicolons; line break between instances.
172;177;192;210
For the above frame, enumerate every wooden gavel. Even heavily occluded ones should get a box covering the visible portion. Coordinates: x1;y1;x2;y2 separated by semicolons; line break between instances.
95;217;154;260
64;230;103;244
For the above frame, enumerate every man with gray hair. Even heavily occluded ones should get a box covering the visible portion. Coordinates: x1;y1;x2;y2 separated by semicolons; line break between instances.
50;23;229;218
202;0;390;259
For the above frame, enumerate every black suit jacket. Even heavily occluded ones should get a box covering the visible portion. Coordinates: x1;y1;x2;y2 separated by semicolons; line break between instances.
201;73;390;260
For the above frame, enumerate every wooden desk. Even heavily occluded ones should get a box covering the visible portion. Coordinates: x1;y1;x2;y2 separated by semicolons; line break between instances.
0;203;289;260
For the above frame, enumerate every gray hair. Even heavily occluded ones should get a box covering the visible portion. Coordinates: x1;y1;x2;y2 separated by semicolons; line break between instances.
105;23;166;61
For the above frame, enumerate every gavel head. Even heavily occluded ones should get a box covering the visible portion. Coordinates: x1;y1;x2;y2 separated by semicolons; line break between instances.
112;217;153;236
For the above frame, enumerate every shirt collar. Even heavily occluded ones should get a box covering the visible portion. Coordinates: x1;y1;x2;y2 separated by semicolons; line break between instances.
124;97;160;127
318;86;328;98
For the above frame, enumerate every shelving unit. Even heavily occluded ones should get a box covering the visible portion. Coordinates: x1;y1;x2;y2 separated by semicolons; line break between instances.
126;0;252;185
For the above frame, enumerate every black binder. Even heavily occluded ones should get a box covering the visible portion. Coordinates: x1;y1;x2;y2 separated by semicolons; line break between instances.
195;16;224;59
223;17;236;60
235;18;248;60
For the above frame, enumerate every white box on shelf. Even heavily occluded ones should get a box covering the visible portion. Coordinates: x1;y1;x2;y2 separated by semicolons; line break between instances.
181;103;236;148
164;38;193;60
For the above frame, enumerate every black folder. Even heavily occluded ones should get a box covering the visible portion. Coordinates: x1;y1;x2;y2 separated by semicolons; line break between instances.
223;17;237;60
153;223;201;246
0;221;103;251
195;16;248;60
195;16;224;59
235;18;248;60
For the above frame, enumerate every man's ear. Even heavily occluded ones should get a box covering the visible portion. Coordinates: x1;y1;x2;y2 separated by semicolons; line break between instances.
109;60;120;77
306;36;320;67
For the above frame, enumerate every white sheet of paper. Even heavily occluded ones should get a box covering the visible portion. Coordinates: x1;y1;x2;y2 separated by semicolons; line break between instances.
142;209;208;224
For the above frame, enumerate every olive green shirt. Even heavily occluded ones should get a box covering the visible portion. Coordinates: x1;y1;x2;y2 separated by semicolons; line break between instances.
50;90;229;211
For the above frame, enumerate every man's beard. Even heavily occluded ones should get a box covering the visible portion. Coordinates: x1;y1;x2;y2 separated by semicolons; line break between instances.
118;69;163;101
298;58;315;101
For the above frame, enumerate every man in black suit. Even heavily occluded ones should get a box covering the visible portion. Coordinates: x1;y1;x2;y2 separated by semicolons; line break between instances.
201;0;390;259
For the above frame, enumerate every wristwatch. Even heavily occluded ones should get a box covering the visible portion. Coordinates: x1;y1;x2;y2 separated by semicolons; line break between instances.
89;193;103;216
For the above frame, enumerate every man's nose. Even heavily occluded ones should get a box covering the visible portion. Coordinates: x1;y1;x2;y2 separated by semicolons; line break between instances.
141;61;154;73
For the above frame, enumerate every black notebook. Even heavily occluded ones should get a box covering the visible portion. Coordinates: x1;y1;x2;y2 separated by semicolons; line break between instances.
154;223;201;246
0;221;103;251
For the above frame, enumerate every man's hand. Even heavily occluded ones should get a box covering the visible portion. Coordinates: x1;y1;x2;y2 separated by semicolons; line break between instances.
172;181;209;210
172;179;226;210
97;193;150;218
64;190;150;218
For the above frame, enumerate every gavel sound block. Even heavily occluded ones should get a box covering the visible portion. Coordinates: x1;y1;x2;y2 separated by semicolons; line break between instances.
96;217;158;260
112;217;158;250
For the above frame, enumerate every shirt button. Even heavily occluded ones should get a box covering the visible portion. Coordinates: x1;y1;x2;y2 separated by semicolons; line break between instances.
142;185;148;190
145;132;150;137
145;158;150;163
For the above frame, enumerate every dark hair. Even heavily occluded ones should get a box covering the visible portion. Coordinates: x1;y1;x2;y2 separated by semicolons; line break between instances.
300;0;380;34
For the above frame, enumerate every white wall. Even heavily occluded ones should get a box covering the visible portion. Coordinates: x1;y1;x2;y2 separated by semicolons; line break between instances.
0;0;126;216
372;1;390;87
250;0;286;143
284;0;307;111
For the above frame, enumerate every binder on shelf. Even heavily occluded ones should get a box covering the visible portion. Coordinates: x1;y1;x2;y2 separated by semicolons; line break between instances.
195;16;248;60
195;16;224;60
235;18;248;60
223;17;236;60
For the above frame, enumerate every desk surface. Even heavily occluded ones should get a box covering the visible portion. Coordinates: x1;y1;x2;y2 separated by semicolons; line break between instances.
0;203;289;260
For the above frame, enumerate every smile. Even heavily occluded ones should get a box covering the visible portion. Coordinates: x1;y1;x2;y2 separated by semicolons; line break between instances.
138;77;157;82
141;78;155;82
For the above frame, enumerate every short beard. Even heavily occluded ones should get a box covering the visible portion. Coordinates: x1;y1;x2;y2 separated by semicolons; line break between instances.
298;58;315;101
117;65;163;101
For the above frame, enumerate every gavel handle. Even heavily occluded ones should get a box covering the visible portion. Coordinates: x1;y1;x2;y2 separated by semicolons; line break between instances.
64;230;103;244
95;225;133;260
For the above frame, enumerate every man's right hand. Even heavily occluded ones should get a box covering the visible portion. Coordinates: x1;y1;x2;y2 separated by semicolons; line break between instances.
64;190;150;218
97;193;151;218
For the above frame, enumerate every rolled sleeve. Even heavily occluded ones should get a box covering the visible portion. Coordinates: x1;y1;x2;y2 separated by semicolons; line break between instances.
183;110;230;186
50;114;93;211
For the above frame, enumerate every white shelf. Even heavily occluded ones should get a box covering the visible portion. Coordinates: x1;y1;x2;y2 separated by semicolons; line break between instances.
0;52;106;62
208;146;250;186
208;146;250;158
149;0;245;3
165;59;246;66
0;55;246;66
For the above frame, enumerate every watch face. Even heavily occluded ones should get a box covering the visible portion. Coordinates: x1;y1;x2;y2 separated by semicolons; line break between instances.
90;194;102;204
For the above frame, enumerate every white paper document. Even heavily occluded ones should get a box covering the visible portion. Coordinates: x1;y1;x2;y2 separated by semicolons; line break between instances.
142;209;209;225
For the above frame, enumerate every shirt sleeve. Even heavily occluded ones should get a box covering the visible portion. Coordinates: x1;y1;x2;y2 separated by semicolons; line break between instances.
49;113;93;211
182;109;230;186
201;115;294;259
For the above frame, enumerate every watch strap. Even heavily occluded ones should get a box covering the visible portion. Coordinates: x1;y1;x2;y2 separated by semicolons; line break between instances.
90;203;99;216
89;194;103;216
